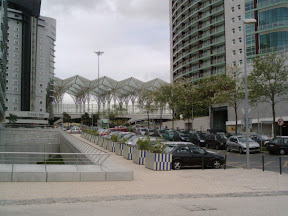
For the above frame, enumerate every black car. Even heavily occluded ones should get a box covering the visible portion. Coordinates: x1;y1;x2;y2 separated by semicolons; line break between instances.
176;131;191;142
166;144;225;169
266;136;288;155
205;134;228;150
190;133;209;147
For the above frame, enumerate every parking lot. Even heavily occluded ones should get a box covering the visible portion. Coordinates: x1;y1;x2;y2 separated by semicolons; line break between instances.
204;147;288;174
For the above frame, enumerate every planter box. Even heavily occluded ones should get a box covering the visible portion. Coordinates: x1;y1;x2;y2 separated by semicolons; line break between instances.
99;137;105;147
123;145;135;160
115;143;124;156
108;141;116;152
133;149;147;165
102;139;108;149
145;152;172;171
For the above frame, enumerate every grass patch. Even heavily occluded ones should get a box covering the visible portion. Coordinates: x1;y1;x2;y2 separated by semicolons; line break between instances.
37;155;64;165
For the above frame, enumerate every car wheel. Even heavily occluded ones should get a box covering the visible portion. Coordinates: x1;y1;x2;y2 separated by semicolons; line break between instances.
213;159;221;169
173;160;182;170
239;147;244;154
279;149;285;155
226;145;230;152
206;143;209;148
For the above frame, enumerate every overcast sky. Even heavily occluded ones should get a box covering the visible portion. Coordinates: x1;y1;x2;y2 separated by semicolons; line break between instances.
41;0;170;83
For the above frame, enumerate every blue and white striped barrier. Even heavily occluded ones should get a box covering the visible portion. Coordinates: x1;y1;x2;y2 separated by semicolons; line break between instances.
123;144;135;160
145;152;172;171
133;149;147;165
115;143;124;156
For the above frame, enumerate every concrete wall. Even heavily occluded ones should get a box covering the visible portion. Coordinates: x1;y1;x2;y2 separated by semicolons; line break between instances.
0;128;60;164
162;116;210;131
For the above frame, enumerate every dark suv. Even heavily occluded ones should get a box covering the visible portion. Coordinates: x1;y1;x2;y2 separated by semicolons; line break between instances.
266;136;288;155
205;134;228;150
166;144;225;169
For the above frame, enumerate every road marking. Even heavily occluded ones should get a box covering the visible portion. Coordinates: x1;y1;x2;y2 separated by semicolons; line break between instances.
227;162;241;164
283;161;288;168
216;150;221;154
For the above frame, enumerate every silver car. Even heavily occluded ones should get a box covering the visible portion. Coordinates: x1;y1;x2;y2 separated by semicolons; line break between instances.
226;136;260;154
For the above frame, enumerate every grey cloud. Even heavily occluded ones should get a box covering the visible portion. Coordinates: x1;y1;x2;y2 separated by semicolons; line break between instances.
42;0;168;21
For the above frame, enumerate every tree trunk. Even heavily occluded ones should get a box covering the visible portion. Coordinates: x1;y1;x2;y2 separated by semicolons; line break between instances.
234;105;238;135
272;100;277;137
160;107;163;129
172;108;175;130
147;111;150;129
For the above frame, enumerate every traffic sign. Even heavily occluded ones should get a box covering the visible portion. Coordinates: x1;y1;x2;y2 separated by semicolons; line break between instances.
278;118;284;126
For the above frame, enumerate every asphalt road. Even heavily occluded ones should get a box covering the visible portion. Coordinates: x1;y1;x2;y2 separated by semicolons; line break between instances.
204;147;288;174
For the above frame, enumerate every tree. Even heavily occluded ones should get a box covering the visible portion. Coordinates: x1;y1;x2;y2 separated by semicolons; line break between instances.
195;75;234;129
7;114;17;124
155;83;180;129
112;104;127;117
154;88;169;129
138;90;157;129
63;112;71;127
173;80;198;128
248;53;288;137
92;112;100;126
214;66;245;135
81;112;91;125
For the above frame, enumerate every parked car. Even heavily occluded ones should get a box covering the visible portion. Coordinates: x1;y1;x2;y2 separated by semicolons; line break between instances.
266;136;288;155
162;130;180;141
226;136;260;154
177;131;191;142
166;144;225;169
100;127;128;136
125;135;146;145
190;133;209;147
144;129;155;136
153;129;166;137
205;134;228;150
136;128;147;135
250;134;271;145
67;127;82;134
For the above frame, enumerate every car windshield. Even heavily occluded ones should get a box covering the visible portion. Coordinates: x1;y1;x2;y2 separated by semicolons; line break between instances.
238;137;253;142
165;145;176;153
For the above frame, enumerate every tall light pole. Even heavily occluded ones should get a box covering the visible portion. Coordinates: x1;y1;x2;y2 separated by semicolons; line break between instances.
94;51;104;122
243;18;257;169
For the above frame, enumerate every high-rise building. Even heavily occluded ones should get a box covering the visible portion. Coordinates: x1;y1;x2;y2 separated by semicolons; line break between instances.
4;0;56;124
169;0;288;135
0;0;8;122
170;0;226;83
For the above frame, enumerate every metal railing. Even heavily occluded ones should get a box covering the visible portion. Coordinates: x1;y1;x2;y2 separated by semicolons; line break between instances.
0;152;110;165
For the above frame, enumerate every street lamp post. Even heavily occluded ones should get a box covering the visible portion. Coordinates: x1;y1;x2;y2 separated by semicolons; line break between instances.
243;18;257;169
94;51;104;127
